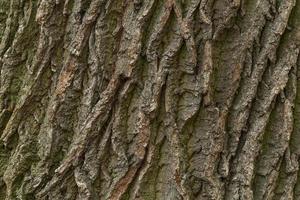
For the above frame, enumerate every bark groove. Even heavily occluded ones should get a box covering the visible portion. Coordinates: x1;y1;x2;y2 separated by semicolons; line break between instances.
1;0;300;199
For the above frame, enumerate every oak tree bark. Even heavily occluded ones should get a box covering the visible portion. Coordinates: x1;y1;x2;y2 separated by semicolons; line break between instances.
1;0;300;199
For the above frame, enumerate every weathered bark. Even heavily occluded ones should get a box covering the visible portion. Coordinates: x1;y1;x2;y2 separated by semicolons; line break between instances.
1;0;300;199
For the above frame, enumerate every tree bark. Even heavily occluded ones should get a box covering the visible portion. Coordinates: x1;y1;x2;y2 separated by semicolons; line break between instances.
1;0;300;199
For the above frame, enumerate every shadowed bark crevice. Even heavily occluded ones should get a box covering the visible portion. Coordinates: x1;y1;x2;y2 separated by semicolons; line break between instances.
1;0;300;199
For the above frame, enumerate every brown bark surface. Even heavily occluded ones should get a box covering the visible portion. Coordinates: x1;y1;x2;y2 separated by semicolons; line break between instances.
1;0;300;199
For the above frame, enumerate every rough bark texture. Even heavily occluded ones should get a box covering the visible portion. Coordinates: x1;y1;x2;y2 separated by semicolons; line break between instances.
1;0;300;199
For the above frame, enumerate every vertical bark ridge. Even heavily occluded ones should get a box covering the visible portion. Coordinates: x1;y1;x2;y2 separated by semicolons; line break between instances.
1;0;300;199
224;0;296;182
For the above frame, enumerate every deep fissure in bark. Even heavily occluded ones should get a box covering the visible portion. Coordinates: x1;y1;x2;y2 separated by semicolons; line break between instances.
1;0;300;199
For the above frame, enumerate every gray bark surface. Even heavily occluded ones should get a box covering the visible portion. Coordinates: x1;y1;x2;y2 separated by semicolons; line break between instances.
1;0;300;199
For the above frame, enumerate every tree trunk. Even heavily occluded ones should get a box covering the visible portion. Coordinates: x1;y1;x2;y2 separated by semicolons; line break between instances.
0;0;300;199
